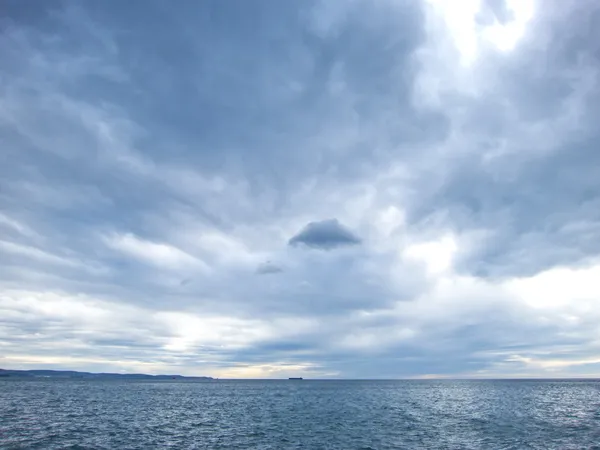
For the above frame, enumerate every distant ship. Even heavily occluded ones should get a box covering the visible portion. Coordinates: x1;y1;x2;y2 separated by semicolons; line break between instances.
289;377;303;380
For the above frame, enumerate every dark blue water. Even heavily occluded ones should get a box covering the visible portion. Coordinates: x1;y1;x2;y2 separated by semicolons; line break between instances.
1;379;599;449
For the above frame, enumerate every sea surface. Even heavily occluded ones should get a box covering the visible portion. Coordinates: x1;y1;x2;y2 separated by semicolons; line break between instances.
1;379;599;449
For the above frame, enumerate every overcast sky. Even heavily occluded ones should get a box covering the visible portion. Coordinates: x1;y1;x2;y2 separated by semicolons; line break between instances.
1;0;600;379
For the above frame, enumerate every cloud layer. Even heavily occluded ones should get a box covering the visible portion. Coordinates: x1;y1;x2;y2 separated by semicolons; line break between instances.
1;0;600;378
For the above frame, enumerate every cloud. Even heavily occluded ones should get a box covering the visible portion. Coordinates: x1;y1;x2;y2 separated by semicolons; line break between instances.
288;219;362;250
256;261;283;275
104;233;209;272
1;0;600;378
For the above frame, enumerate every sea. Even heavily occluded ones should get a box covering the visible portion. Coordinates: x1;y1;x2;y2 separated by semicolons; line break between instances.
1;379;599;449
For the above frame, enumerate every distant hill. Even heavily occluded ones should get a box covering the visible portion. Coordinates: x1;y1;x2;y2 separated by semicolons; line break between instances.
0;369;212;380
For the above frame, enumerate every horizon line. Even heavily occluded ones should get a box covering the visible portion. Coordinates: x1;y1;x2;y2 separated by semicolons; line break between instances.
2;368;600;381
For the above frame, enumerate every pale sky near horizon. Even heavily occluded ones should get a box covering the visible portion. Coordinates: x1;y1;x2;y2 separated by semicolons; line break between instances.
2;0;600;379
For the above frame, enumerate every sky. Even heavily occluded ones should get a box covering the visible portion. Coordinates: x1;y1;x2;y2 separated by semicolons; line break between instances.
1;0;599;379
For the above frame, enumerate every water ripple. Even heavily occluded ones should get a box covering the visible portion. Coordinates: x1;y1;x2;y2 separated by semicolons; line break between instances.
1;379;599;449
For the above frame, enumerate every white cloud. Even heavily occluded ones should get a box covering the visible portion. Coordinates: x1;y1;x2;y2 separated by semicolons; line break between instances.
425;0;535;66
505;262;600;309
403;234;458;275
157;311;271;352
0;240;82;269
105;233;209;272
0;213;37;237
483;0;535;52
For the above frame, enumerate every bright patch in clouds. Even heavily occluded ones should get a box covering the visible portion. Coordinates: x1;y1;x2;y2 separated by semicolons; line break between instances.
105;233;209;272
427;0;535;64
1;0;599;378
483;0;535;52
506;263;600;309
404;235;458;275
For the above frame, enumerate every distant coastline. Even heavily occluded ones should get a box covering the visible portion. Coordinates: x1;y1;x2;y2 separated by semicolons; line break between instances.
0;369;213;380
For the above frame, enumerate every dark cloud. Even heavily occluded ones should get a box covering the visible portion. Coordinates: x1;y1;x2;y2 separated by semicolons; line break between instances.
256;261;283;275
288;219;361;250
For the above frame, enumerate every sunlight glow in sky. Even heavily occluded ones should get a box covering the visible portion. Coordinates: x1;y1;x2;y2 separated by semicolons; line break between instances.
428;0;535;65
